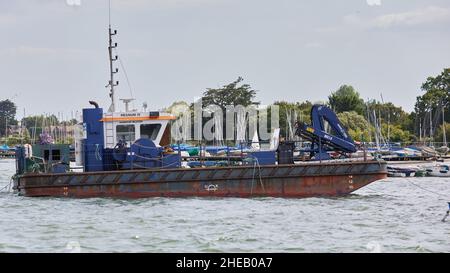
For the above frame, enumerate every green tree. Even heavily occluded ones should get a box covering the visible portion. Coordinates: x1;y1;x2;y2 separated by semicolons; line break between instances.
60;119;78;126
414;68;450;135
165;101;190;113
5;129;31;146
20;115;60;140
337;111;372;141
201;77;257;108
421;68;449;101
381;124;413;143
0;99;17;137
366;100;414;138
435;122;449;146
328;85;365;115
199;77;258;143
274;101;313;138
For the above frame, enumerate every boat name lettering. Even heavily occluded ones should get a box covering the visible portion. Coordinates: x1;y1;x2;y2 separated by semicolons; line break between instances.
120;113;141;117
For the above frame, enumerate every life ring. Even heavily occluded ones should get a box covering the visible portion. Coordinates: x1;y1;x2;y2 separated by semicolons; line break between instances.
24;144;33;158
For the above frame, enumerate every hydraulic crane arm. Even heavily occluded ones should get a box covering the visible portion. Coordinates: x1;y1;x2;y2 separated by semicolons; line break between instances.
295;105;357;158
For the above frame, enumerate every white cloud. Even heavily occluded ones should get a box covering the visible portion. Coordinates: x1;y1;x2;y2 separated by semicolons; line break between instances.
316;6;450;34
373;6;450;28
113;0;225;10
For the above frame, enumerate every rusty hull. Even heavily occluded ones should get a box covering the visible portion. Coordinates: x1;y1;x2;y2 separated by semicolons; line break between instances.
13;161;387;198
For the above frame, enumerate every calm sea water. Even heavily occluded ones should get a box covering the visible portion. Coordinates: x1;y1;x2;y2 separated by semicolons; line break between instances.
0;158;449;253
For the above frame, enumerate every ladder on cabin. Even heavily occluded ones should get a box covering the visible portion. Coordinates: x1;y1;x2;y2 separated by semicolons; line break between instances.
104;113;115;148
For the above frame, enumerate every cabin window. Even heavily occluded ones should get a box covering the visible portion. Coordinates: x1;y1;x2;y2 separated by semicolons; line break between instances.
140;124;161;140
44;149;61;161
52;150;61;161
116;125;136;142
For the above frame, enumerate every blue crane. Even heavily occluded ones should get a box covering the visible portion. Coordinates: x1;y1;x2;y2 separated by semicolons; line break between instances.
295;105;357;160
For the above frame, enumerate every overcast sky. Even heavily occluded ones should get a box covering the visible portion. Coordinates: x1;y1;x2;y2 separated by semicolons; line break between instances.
1;0;449;119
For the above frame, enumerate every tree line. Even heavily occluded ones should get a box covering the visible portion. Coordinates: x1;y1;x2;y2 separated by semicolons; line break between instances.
0;104;77;145
166;68;449;144
1;68;448;145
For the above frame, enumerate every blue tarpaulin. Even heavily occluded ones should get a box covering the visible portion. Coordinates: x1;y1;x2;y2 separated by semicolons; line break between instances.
0;144;11;151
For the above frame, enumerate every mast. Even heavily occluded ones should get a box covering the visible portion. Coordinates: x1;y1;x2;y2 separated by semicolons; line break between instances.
380;93;390;145
107;25;119;112
443;102;447;146
419;118;422;142
387;111;390;144
365;100;372;143
5;117;8;140
373;110;380;150
429;108;433;146
106;1;119;113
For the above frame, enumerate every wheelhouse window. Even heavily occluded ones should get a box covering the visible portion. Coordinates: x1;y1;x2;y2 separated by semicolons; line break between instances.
116;125;136;142
140;124;161;140
44;149;61;161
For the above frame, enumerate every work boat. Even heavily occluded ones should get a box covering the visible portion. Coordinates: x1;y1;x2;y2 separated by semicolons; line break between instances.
11;24;387;198
12;103;387;198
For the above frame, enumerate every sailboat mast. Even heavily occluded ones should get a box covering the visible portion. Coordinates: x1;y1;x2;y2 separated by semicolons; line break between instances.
429;108;433;146
365;101;372;143
443;102;447;146
380;92;390;144
419;118;422;142
5;117;7;139
373;110;380;150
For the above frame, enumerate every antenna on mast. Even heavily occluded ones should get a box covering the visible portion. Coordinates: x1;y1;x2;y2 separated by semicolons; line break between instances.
106;0;119;112
108;0;111;25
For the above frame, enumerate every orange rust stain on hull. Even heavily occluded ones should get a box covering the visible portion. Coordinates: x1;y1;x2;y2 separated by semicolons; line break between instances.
18;173;387;199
